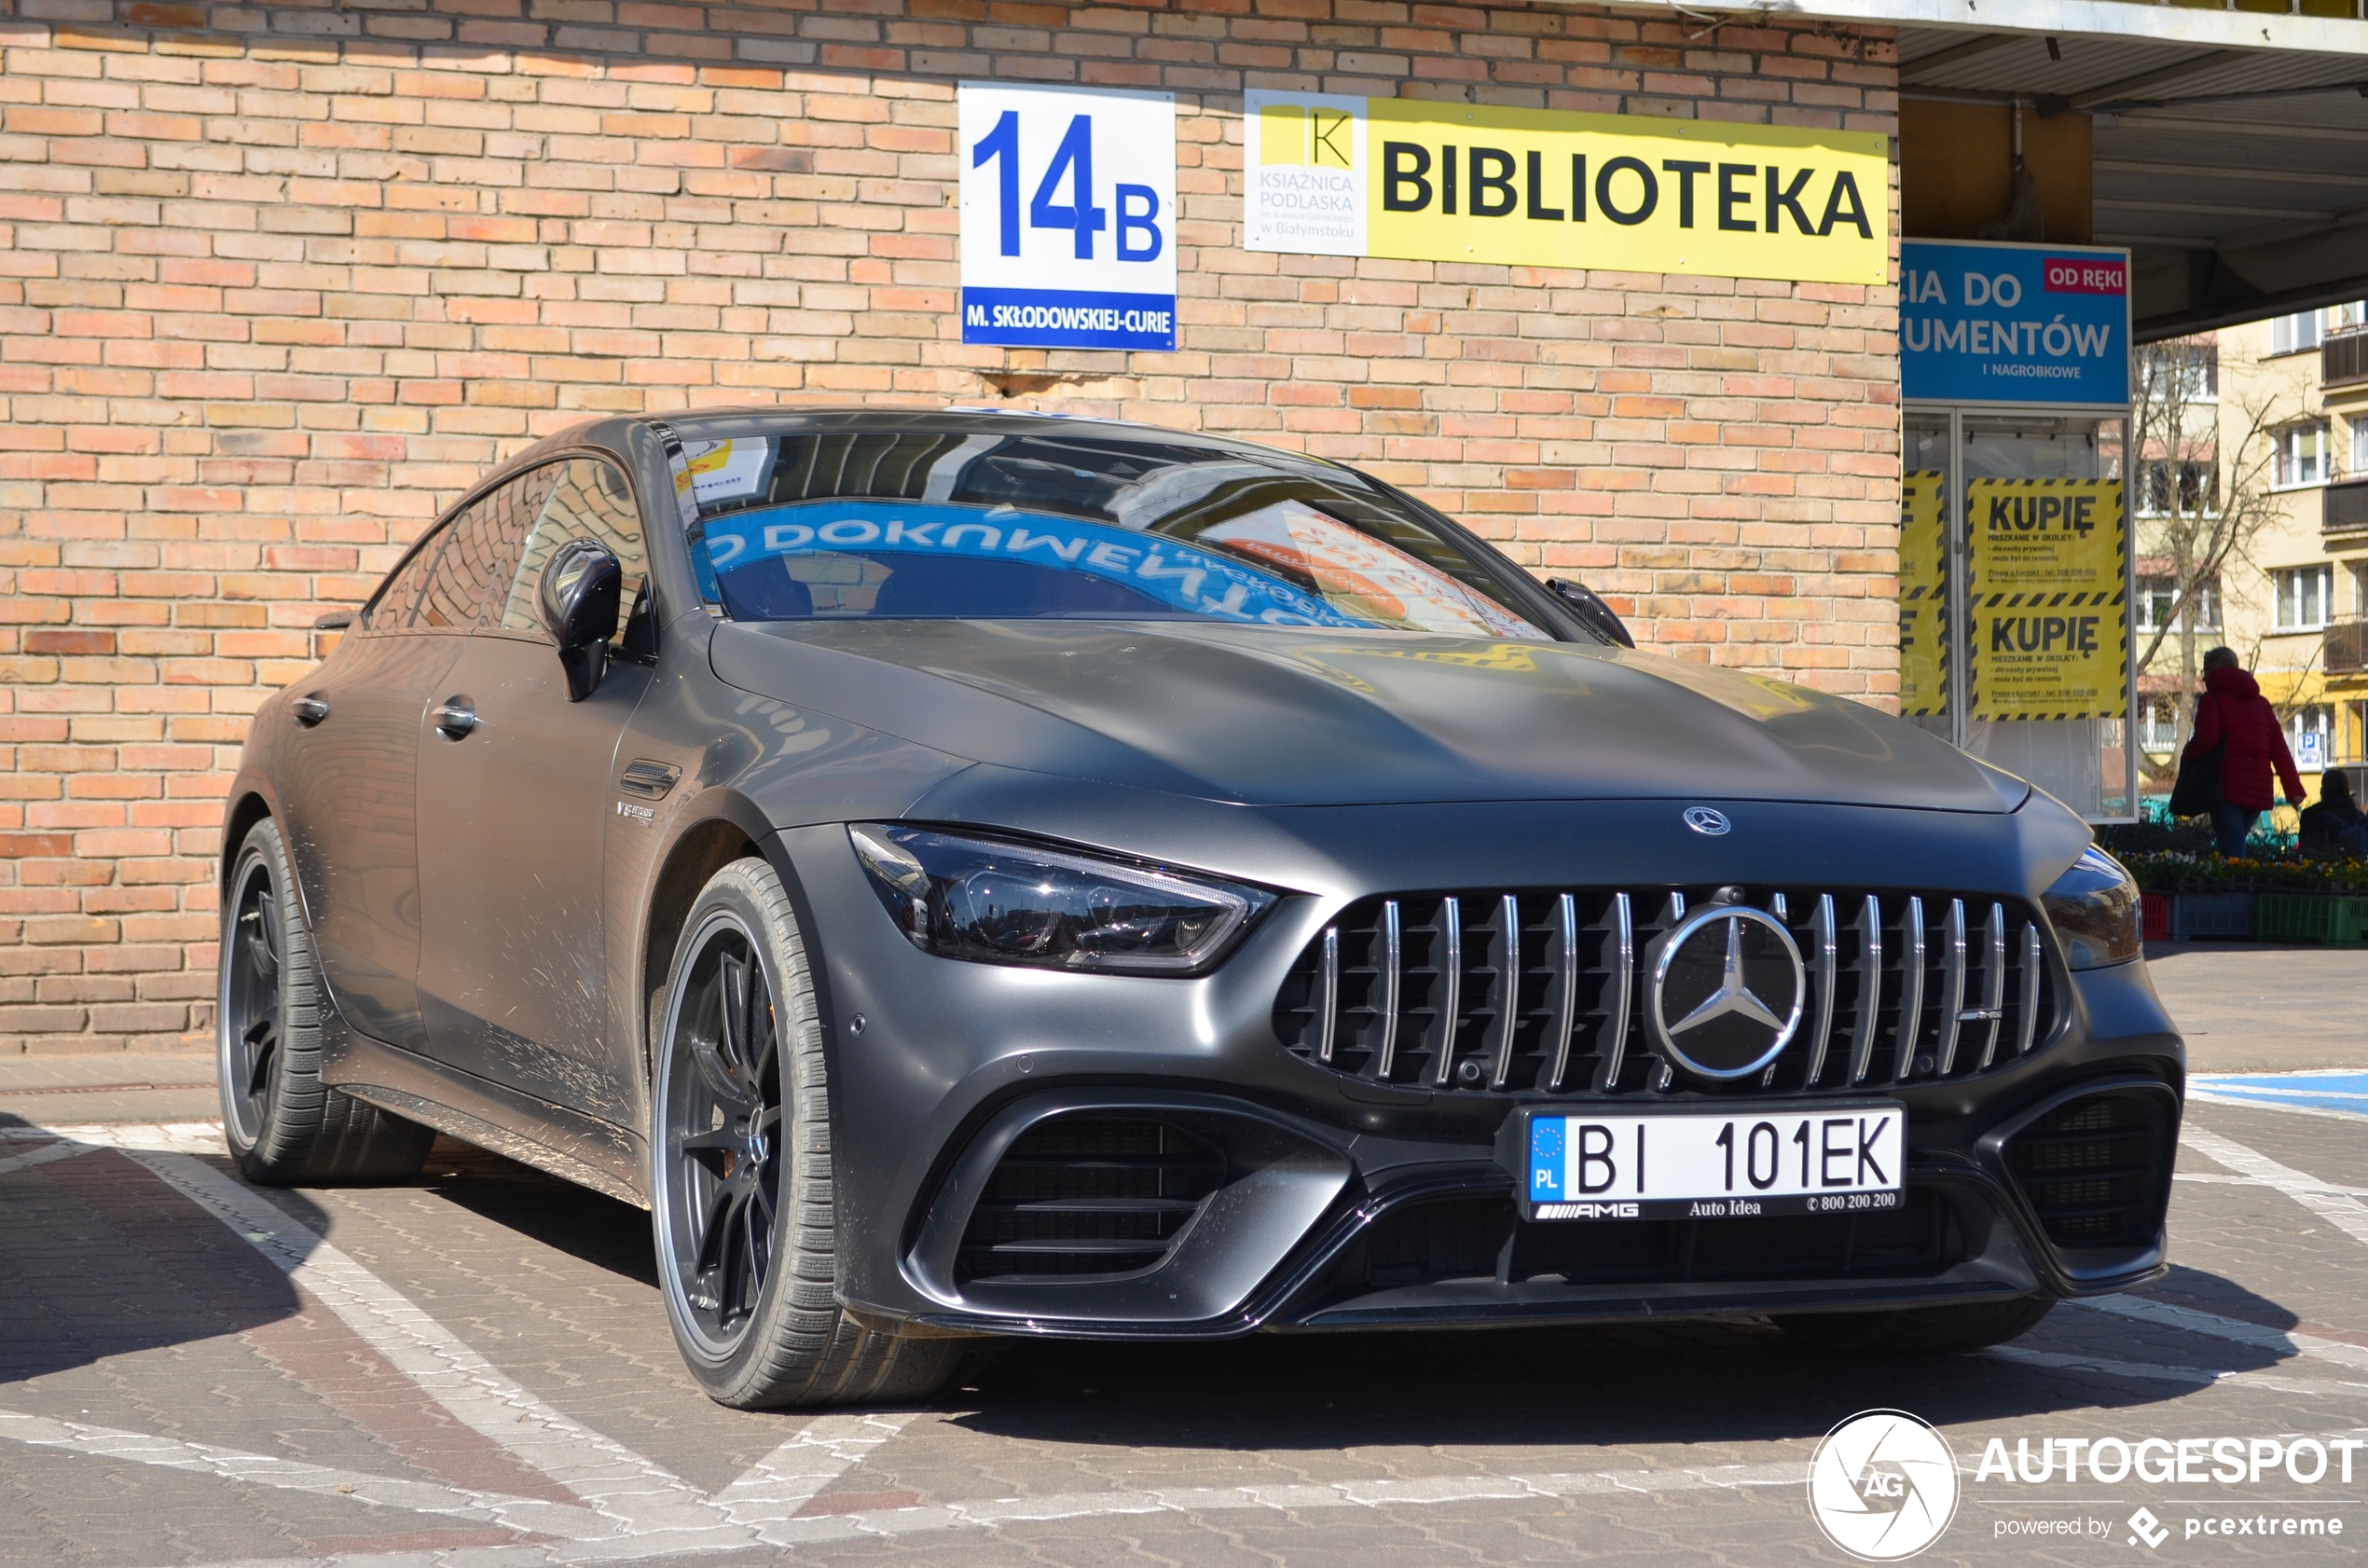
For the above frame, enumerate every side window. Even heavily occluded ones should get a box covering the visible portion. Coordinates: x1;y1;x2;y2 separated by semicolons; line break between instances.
415;468;561;633
365;529;447;632
498;458;648;640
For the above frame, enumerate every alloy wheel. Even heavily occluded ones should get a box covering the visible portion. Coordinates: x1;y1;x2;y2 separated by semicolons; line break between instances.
221;857;283;1146
658;917;786;1359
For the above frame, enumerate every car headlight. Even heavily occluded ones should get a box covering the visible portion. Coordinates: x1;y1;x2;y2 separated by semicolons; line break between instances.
848;824;1275;974
2041;846;2142;970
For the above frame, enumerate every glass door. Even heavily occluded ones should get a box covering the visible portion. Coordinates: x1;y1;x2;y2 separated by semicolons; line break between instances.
1907;408;2137;822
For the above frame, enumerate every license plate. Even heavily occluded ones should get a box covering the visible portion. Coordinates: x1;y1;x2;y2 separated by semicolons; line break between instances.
1516;1105;1905;1221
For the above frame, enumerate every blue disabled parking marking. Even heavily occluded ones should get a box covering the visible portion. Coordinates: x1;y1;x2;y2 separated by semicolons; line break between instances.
2190;1072;2368;1118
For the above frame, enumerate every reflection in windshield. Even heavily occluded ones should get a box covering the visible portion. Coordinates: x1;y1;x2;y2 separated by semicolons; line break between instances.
680;428;1546;638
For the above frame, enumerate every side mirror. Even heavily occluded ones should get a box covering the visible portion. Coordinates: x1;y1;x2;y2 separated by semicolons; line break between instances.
1544;578;1635;649
539;539;623;701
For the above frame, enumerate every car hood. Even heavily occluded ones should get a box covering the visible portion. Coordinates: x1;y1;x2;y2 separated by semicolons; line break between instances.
709;619;2021;813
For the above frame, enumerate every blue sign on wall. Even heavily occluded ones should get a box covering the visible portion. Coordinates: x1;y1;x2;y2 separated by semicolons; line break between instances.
1901;240;2130;406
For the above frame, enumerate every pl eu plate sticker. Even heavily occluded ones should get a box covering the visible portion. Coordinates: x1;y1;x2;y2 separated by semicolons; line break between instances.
958;83;1177;351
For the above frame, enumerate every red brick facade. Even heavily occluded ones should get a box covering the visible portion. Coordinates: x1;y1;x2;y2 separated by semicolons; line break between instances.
0;0;1902;1051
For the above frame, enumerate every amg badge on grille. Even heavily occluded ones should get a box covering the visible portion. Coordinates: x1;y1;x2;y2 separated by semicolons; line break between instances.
1646;906;1805;1080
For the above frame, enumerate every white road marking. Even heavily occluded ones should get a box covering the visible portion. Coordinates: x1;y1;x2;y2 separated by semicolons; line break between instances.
8;1121;227;1152
132;1461;1810;1568
2181;1125;2368;1252
2073;1293;2368;1374
0;1409;601;1540
2188;1091;2368;1124
1987;1346;2368;1398
2175;1172;2368;1197
10;1119;928;1556
0;1138;99;1177
710;1412;920;1526
117;1146;729;1539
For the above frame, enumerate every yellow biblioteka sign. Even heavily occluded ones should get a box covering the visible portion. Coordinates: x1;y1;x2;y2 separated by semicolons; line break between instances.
1245;92;1889;286
1898;472;1947;716
1966;478;2127;722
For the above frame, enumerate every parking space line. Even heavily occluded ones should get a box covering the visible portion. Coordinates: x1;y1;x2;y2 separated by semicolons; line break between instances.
2176;1172;2368;1198
710;1412;921;1526
100;1141;731;1536
2075;1294;2368;1373
2181;1126;2368;1251
2191;1073;2368;1119
10;1119;937;1557
0;1409;605;1542
133;1460;1812;1568
0;1138;99;1178
1988;1346;2368;1397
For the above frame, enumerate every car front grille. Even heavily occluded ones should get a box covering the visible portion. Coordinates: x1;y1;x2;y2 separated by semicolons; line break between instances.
1357;1188;1960;1288
1273;886;2062;1096
953;1115;1226;1284
2005;1091;2170;1249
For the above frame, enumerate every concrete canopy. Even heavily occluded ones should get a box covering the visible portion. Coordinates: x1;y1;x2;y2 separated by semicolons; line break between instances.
1864;3;2368;338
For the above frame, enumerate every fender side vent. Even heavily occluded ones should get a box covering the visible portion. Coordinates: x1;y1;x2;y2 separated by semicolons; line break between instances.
954;1116;1225;1284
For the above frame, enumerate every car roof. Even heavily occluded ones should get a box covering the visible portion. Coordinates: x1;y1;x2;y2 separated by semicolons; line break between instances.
651;406;1348;471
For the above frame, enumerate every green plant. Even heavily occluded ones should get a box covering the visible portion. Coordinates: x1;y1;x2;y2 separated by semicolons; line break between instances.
2118;850;2368;895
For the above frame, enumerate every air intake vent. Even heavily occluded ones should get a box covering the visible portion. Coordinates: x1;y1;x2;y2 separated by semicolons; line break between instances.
2006;1091;2171;1250
1273;886;2063;1096
954;1116;1225;1284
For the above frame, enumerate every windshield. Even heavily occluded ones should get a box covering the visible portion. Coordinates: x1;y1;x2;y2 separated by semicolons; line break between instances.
677;424;1549;638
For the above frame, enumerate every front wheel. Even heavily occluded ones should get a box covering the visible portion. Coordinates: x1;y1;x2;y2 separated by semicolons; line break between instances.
1772;1296;2056;1355
217;817;434;1184
649;857;958;1409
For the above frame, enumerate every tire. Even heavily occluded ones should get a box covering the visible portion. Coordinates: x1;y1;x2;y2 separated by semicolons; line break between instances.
1772;1296;2056;1355
650;857;960;1410
217;818;436;1185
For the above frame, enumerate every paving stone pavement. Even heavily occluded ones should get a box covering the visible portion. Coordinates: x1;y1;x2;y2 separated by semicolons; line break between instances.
8;1039;2368;1564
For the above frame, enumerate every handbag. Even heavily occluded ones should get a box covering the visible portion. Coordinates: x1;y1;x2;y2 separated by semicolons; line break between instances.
2168;695;2225;818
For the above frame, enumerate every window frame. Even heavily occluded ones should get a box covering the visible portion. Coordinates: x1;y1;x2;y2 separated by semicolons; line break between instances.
2134;574;2221;635
2289;703;2334;769
358;448;656;642
2274;421;2331;490
2274;564;2334;633
485;454;653;649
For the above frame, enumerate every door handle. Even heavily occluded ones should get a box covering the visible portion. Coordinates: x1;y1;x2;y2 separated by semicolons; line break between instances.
434;696;478;739
292;695;331;727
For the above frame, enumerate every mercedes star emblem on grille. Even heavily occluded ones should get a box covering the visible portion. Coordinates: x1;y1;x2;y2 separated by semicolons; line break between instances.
1683;806;1731;835
1647;905;1806;1080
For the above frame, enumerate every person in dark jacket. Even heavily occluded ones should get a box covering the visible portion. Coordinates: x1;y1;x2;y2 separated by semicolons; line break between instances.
2182;647;2305;858
2299;769;2368;860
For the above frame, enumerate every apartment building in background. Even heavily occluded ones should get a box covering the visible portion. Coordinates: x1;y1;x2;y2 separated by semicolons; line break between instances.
2135;303;2368;817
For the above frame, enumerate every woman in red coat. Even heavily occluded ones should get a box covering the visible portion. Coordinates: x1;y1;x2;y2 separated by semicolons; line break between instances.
2182;646;2306;858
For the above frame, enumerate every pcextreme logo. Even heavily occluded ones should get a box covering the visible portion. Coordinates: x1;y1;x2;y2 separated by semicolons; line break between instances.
1807;1410;1962;1561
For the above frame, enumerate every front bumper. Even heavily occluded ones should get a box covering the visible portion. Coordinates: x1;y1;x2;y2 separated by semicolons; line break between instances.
773;804;2183;1341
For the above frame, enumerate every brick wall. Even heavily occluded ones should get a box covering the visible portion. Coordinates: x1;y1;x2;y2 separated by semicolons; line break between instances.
0;0;1903;1052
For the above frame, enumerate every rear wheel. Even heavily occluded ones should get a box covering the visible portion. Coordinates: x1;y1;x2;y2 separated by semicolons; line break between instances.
217;817;435;1184
1773;1296;2056;1355
650;857;959;1409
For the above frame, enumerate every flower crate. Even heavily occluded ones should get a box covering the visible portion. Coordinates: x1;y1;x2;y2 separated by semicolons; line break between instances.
2170;893;2257;942
2141;892;2171;943
2256;895;2368;947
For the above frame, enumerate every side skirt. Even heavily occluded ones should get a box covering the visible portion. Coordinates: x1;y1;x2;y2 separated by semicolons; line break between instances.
322;1017;649;1208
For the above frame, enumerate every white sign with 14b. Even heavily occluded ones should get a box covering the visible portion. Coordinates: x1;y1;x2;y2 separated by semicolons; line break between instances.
957;82;1177;351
